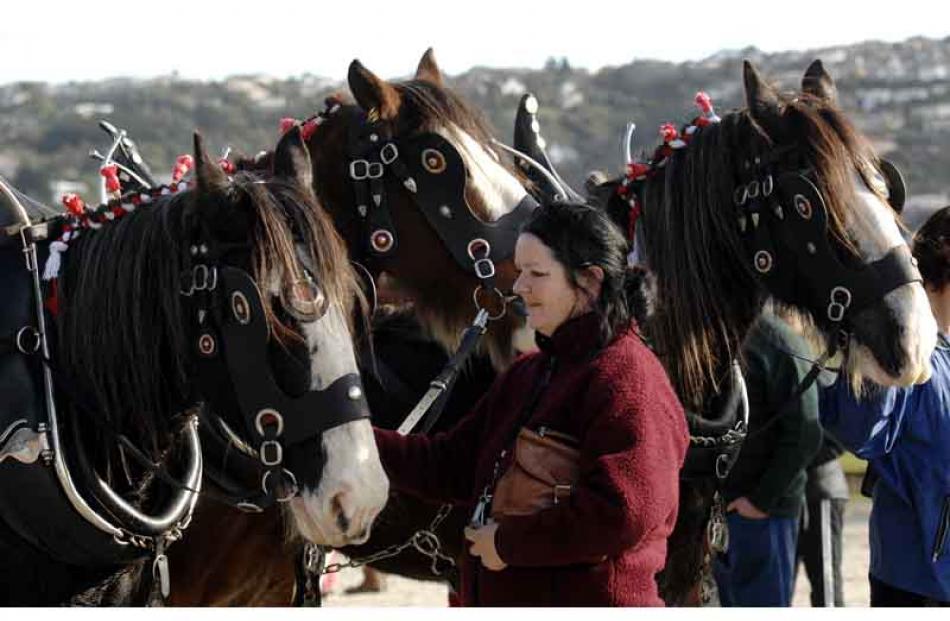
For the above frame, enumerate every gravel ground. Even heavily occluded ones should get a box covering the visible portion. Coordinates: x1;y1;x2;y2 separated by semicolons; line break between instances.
324;495;873;607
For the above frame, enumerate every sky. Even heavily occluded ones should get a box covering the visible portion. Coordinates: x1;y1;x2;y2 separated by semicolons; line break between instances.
2;0;948;85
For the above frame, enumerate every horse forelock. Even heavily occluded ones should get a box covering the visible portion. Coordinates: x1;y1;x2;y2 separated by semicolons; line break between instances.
237;175;367;342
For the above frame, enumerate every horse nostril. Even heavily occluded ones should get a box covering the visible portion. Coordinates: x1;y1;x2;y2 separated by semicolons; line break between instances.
332;493;351;534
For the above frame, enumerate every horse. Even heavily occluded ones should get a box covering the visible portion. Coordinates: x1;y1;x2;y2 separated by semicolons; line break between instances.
0;126;388;605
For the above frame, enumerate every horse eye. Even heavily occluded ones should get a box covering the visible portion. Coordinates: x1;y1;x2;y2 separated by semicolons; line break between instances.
871;171;889;198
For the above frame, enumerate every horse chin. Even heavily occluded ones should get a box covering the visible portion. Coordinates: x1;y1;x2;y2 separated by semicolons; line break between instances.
286;420;389;547
847;283;937;387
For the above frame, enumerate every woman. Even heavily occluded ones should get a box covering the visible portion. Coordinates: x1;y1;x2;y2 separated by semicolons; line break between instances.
819;206;950;606
373;201;688;606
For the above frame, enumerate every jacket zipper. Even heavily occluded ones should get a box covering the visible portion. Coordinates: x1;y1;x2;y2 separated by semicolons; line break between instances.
932;494;950;563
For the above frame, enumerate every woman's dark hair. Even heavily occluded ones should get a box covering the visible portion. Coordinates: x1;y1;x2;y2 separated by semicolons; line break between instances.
521;200;649;346
913;205;950;291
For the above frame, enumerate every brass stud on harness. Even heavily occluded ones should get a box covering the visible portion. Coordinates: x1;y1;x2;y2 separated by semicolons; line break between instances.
794;194;813;220
422;148;447;174
198;333;216;357
231;291;251;325
347;386;363;400
754;250;773;274
370;229;395;253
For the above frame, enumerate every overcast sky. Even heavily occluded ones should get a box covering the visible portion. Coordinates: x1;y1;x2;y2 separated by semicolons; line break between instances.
2;1;948;85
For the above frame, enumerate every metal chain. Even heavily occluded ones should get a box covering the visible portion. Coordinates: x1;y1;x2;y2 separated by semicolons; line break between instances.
320;504;456;577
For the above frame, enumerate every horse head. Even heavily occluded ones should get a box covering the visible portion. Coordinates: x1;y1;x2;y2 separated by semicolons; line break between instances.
303;49;536;369
56;127;388;549
609;60;936;407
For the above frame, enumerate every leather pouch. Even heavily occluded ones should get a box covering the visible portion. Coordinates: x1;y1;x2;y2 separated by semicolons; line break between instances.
491;427;581;517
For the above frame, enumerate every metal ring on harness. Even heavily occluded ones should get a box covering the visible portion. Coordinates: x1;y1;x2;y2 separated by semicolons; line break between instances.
467;238;490;262
473;286;507;321
262;468;299;502
15;326;41;354
380;143;399;165
254;408;284;437
715;453;732;480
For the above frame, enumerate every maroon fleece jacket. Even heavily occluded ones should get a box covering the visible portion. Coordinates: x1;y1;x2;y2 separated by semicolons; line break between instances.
374;313;688;606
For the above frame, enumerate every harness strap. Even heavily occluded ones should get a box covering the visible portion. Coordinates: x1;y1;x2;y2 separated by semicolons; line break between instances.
396;308;489;435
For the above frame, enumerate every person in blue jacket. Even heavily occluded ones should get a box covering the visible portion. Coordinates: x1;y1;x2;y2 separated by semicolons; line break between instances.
819;206;950;606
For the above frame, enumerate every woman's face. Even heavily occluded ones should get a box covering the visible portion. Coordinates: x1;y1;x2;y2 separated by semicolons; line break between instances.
513;233;586;336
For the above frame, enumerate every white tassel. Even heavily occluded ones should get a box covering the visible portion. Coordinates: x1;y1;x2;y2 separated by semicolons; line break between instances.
43;240;68;281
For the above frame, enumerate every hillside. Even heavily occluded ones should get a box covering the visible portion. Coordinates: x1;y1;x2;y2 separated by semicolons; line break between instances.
2;36;948;224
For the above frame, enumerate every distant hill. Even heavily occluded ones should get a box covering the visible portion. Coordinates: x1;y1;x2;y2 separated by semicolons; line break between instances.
2;35;948;227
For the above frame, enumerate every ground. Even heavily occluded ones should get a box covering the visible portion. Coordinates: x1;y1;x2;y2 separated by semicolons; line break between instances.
324;495;873;607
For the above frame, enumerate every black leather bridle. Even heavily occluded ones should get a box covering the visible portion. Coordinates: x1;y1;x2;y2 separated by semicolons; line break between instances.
308;101;538;310
180;226;371;511
732;147;920;346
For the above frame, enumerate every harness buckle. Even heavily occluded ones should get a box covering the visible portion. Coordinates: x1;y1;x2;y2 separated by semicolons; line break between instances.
473;257;496;280
380;143;399;165
350;160;370;180
553;484;572;505
827;286;852;322
367;162;384;179
186;264;218;294
734;185;749;207
260;440;283;467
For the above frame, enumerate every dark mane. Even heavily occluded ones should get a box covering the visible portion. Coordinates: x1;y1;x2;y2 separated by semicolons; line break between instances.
58;190;192;458
641;93;882;409
241;176;366;340
56;173;363;461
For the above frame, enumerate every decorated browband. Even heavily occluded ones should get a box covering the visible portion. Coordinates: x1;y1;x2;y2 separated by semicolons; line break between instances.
43;149;237;314
616;92;721;242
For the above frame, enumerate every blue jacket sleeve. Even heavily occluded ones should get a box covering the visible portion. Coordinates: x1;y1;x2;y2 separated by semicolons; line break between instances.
818;375;913;459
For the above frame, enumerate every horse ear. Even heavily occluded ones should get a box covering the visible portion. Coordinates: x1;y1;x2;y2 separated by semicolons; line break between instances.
802;59;838;104
194;131;228;194
743;60;782;134
348;60;401;120
415;47;445;87
273;125;313;191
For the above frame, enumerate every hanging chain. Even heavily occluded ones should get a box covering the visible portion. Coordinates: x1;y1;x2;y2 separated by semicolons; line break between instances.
320;504;456;576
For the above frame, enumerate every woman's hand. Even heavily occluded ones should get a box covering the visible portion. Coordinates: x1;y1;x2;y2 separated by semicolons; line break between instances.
463;521;508;571
727;496;768;519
